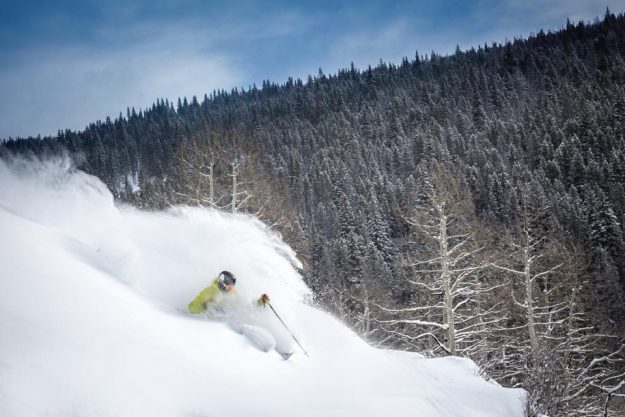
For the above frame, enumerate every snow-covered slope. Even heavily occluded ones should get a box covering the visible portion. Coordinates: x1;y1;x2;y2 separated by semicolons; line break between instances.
0;158;525;417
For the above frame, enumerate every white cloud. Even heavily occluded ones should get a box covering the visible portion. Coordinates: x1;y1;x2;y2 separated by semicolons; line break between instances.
319;0;625;76
330;19;411;65
496;0;621;22
2;35;246;138
0;40;241;138
0;8;314;139
463;0;625;44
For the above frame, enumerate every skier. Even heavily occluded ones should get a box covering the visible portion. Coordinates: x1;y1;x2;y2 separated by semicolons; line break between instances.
188;270;238;314
187;270;269;314
188;271;298;358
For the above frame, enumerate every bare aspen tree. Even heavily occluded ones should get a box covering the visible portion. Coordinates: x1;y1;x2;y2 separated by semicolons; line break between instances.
358;284;374;343
169;139;222;208
375;167;505;356
487;196;565;417
169;129;281;221
491;197;563;362
225;152;281;221
487;194;625;416
559;289;625;415
229;156;245;213
219;128;286;220
554;247;625;416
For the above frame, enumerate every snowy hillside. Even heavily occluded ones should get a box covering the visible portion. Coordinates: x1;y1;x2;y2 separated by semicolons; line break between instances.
0;157;525;417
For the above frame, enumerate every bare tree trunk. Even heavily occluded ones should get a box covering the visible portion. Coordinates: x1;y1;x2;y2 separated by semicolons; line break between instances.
208;151;215;206
362;285;371;343
439;204;456;355
523;241;539;360
231;160;238;213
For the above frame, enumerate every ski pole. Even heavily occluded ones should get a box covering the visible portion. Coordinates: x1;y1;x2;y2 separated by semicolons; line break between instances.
267;301;309;357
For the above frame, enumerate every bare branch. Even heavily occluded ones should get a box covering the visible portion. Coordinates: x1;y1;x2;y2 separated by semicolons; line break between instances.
530;263;563;283
489;262;524;276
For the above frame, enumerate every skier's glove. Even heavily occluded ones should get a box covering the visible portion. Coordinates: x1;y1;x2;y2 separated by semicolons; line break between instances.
257;293;270;308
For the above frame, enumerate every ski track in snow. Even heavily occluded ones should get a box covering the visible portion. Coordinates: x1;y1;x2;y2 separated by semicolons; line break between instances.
0;157;526;417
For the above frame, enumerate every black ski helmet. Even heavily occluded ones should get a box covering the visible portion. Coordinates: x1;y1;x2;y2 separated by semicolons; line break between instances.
217;270;236;291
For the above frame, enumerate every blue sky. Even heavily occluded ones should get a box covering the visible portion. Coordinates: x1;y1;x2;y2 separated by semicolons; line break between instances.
1;0;624;139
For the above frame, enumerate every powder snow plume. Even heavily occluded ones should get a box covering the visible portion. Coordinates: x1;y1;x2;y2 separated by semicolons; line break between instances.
0;156;525;417
0;156;309;309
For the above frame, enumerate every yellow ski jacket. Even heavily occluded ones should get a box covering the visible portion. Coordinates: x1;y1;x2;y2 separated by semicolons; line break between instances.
188;277;222;314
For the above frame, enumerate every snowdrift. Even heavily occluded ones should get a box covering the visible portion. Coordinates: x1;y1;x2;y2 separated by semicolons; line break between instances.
0;157;525;417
